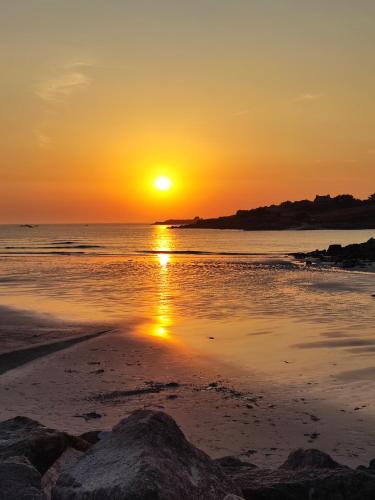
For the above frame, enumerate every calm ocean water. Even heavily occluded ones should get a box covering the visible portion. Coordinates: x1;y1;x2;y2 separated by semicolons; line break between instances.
1;224;374;256
1;224;375;398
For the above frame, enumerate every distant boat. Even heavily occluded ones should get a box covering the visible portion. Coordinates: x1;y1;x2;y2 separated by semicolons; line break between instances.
19;224;37;228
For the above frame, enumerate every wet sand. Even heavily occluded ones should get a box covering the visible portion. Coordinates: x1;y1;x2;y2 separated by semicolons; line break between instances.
1;305;375;469
0;330;113;376
0;305;114;374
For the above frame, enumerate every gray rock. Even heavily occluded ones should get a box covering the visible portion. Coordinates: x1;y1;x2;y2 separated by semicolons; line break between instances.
227;449;375;500
53;409;240;500
0;416;89;474
280;448;344;470
0;456;46;500
42;448;83;500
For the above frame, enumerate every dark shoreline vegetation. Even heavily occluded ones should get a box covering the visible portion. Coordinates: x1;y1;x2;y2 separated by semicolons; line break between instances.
172;194;375;231
4;410;375;500
292;238;375;269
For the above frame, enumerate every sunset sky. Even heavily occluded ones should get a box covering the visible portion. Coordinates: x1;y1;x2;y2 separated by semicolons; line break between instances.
1;0;375;223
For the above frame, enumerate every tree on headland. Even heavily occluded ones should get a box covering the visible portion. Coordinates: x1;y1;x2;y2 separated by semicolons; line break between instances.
333;194;360;207
368;193;375;203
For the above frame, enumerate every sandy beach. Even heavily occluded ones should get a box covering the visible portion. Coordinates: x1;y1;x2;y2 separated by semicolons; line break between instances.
2;304;375;470
3;3;375;495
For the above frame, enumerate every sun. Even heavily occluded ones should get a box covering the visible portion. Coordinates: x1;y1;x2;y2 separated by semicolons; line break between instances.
154;176;172;191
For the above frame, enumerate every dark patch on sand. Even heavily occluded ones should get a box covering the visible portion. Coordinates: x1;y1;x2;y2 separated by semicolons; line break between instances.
294;338;375;349
0;329;112;375
336;366;375;382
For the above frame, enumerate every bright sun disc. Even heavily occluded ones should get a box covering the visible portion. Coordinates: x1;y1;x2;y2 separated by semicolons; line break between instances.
154;176;172;191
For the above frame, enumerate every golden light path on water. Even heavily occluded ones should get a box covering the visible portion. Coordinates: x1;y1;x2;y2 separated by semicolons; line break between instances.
147;225;174;340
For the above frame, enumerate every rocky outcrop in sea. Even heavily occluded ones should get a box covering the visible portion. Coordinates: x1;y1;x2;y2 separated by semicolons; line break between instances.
292;238;375;269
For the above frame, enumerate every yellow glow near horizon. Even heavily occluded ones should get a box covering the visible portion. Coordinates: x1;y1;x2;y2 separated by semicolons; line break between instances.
154;176;172;191
3;2;375;224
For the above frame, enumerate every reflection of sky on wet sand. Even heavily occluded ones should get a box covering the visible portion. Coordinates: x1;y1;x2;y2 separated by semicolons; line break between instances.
2;225;375;407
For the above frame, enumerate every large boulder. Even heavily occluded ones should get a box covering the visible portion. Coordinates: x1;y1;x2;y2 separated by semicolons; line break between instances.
0;456;46;500
280;448;344;470
0;416;89;474
42;448;84;500
53;409;240;500
227;449;375;500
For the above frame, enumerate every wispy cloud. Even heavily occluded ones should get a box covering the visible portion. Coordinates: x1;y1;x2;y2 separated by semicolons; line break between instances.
293;93;322;102
36;70;92;103
35;60;94;146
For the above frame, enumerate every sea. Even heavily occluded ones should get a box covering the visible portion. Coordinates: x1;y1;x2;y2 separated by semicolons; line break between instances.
1;224;375;400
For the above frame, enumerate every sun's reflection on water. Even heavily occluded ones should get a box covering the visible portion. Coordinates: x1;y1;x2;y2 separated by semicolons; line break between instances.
142;225;175;341
158;252;170;268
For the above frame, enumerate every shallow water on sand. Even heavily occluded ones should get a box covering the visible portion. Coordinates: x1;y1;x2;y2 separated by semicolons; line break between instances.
1;224;375;406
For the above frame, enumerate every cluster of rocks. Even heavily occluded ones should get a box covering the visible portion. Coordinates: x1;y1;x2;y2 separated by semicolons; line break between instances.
1;409;375;499
292;238;375;269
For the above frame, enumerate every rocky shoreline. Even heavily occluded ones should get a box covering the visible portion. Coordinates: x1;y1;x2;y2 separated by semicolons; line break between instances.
2;410;375;500
292;237;375;270
176;194;375;231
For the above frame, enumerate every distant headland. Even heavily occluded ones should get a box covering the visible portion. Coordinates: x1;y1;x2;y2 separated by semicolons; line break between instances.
173;194;375;231
153;217;201;226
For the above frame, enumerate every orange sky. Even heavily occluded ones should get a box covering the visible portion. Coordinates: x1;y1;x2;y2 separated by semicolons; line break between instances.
1;1;375;223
